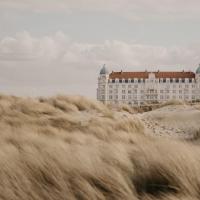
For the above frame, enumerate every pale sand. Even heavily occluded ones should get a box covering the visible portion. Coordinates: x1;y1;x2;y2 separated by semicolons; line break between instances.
137;104;200;139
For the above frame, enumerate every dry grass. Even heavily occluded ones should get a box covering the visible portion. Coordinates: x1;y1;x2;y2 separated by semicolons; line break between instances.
159;99;185;108
0;94;199;199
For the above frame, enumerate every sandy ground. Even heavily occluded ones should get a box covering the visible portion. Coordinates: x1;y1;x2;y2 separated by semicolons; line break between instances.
137;104;200;139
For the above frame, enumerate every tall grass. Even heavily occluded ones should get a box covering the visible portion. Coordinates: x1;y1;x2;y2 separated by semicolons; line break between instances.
0;94;199;199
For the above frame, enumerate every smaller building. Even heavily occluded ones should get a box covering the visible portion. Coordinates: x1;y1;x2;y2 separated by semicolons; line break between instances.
97;64;200;106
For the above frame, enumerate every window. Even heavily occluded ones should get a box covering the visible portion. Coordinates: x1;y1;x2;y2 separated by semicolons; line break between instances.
133;95;137;99
131;79;134;83
115;95;118;99
122;85;126;88
109;95;112;100
109;90;113;94
185;96;189;100
125;79;128;83
119;80;122;83
166;79;170;83
128;90;131;94
128;85;132;88
112;79;115;83
109;85;113;88
166;85;170;89
122;90;126;94
122;95;126;99
182;79;185;83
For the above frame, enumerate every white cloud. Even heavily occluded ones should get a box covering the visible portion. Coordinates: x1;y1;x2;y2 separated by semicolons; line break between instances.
0;31;200;68
0;31;199;97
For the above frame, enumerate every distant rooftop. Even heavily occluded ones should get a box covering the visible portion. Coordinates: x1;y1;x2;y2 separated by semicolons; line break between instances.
109;71;195;79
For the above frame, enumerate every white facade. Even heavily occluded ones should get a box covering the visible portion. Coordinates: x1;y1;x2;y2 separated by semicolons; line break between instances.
97;65;200;106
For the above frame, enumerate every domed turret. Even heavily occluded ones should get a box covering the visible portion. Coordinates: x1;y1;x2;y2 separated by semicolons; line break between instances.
196;64;200;74
100;64;109;75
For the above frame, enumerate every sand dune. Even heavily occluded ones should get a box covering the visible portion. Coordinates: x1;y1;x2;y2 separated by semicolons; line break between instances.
0;95;199;199
139;103;200;139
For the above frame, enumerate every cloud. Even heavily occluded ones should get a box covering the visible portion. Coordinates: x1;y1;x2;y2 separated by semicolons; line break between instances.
0;31;199;97
0;31;200;67
0;31;70;61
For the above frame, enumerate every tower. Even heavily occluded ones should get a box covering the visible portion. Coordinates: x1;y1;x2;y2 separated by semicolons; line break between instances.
195;64;200;101
97;64;109;103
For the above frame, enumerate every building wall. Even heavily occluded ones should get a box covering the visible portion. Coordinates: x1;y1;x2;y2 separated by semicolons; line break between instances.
97;72;200;106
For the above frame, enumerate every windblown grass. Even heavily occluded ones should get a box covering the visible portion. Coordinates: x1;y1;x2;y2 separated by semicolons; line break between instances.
159;99;185;108
0;94;199;200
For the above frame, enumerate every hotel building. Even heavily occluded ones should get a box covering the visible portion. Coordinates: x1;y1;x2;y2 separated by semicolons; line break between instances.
97;65;200;106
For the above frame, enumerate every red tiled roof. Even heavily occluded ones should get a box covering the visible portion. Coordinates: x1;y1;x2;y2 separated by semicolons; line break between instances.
109;71;195;79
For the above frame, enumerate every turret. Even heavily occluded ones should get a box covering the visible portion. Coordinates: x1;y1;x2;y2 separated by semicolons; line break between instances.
196;64;200;74
100;64;109;75
97;64;109;103
196;64;200;79
195;64;200;101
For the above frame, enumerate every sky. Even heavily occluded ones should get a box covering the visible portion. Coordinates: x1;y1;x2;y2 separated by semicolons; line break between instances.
1;0;200;98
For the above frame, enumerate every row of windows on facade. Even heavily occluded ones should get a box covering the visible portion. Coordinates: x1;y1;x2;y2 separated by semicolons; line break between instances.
107;95;195;100
108;89;196;94
107;84;196;89
108;78;195;84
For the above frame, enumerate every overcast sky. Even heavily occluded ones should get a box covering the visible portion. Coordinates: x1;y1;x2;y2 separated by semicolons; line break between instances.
1;0;200;98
